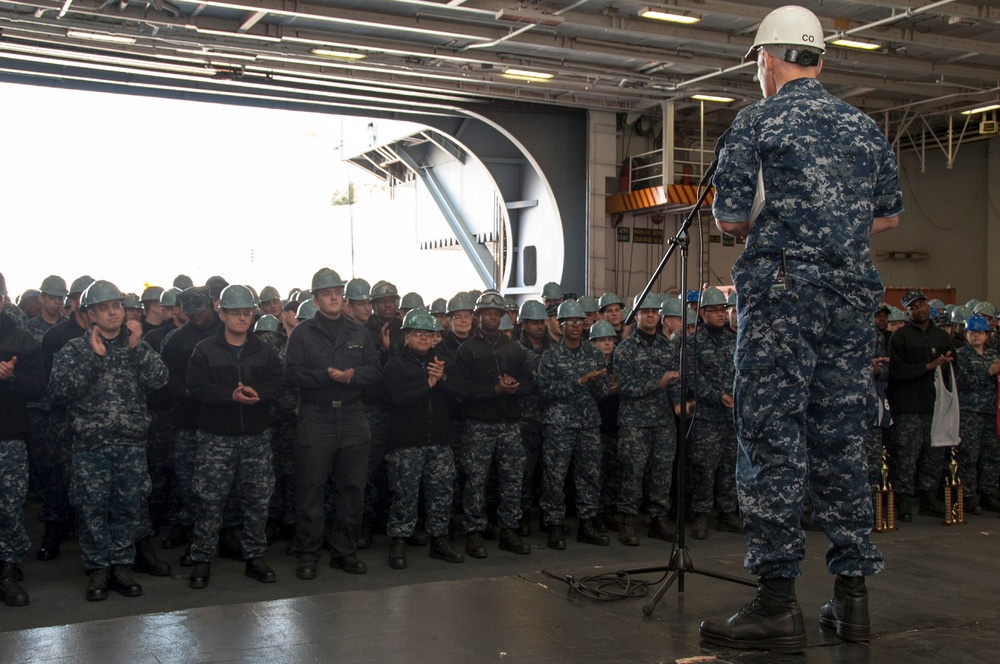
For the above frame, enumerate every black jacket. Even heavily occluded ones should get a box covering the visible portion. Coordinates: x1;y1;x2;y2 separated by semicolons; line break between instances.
887;320;955;415
161;316;222;429
186;327;285;436
0;313;46;440
40;316;87;379
285;314;381;404
454;331;532;422
383;347;463;450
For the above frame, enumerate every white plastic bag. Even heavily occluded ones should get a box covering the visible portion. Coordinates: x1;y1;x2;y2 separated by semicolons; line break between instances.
931;364;960;447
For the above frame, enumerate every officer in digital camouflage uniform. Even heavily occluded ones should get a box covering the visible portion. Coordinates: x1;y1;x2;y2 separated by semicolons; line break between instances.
454;291;532;558
399;292;425;319
598;292;628;345
346;279;372;327
954;314;1000;513
0;289;46;607
16;289;41;320
383;309;465;569
186;285;285;589
36;274;94;562
683;287;741;539
139;286;167;335
536;299;610;550
429;297;450;334
659;296;685;346
514;300;550;535
613;292;681;545
26;275;69;344
286;268;381;579
49;280;169;601
258;286;284;320
700;6;901;651
0;273;28;331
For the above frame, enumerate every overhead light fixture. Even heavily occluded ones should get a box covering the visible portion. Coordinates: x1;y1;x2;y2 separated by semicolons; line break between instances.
66;29;137;45
639;8;701;24
495;8;565;27
310;48;366;60
502;68;554;81
829;38;881;51
961;103;1000;115
692;94;734;103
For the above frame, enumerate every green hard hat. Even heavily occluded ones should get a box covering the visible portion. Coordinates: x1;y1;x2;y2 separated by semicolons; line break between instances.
699;287;728;307
259;286;281;303
474;290;506;312
40;275;69;298
447;292;475;314
685;308;699;324
254;314;280;333
402;307;436;331
370;280;399;301
577;295;600;314
345;278;371;302
503;296;519;312
220;285;257;310
499;316;513;331
541;282;563;300
888;305;908;323
659;298;684;318
518;300;547;322
295;289;313;303
557;299;585;321
726;290;738;307
81;280;124;309
974;301;997;318
141;286;164;303
122;293;142;310
173;274;194;290
429;297;447;315
311;267;345;293
927;298;946;311
598;292;624;311
951;305;972;324
633;292;663;310
296;300;319;320
589;320;616;339
965;299;980;310
468;289;483;302
69;275;96;295
160;287;181;308
400;292;425;310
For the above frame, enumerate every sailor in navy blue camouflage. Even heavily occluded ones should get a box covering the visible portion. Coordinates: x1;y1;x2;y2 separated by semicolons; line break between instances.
48;282;169;583
516;300;551;525
955;315;1000;504
612;293;680;543
701;8;902;647
536;300;608;545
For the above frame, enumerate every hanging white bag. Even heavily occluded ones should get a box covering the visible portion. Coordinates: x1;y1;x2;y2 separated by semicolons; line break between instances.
930;364;961;447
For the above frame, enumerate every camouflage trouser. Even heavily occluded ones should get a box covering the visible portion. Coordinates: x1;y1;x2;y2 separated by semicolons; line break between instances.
268;414;297;525
173;428;199;528
363;405;390;525
541;427;601;526
865;426;887;490
0;440;30;563
190;431;274;562
891;413;946;496
689;418;738;514
386;445;455;538
520;417;544;513
957;410;1000;496
616;425;676;517
599;433;620;512
450;419;466;512
733;284;883;578
145;410;175;529
462;420;524;532
30;408;72;524
70;443;150;571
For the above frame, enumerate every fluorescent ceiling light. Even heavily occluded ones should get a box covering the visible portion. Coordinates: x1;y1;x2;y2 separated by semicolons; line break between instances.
829;38;881;51
310;48;366;60
495;8;565;26
692;94;734;103
66;29;136;45
961;103;1000;115
502;68;554;81
639;8;701;24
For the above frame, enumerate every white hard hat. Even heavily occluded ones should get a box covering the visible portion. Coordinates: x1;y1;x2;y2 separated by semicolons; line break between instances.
746;5;825;62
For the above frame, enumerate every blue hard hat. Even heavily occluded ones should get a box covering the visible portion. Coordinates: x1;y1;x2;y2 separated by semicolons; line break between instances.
965;314;990;332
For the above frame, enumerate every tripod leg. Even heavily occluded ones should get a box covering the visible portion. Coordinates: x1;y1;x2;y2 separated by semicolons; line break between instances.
642;569;681;616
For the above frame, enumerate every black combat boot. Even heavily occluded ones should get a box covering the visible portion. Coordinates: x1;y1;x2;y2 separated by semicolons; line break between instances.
218;527;244;560
388;538;407;569
547;524;566;550
499;528;531;554
189;562;210;589
465;532;487;559
918;490;945;518
577;518;610;546
648;516;678;542
0;562;28;607
691;512;710;539
109;565;143;597
36;521;66;561
819;574;870;642
160;524;191;550
86;568;110;602
245;557;276;583
430;536;464;563
618;515;639;546
716;512;744;533
699;577;807;653
897;494;913;522
133;536;172;576
357;522;373;549
516;512;532;537
965;494;982;515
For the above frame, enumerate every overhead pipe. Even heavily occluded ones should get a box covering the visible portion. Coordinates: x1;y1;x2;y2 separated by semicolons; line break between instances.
464;0;591;51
